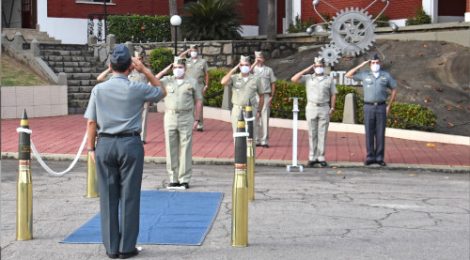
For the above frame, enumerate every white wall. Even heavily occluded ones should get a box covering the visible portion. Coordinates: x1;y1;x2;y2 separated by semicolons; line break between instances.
37;0;88;44
293;0;301;21
422;0;438;23
438;16;465;23
241;25;259;37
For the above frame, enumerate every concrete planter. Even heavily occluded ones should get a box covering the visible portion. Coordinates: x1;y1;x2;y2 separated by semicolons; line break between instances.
1;85;68;118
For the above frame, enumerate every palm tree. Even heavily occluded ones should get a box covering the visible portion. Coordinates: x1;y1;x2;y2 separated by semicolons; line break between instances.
182;0;242;40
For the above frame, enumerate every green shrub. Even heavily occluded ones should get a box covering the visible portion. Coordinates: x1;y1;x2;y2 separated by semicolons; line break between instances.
406;8;431;26
204;68;229;107
387;103;436;131
287;15;315;33
149;48;174;73
108;15;171;43
182;0;242;40
374;14;390;28
203;75;437;131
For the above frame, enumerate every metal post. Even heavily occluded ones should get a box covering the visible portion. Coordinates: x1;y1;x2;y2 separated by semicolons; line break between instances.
232;112;248;247
245;103;255;201
287;97;303;172
174;26;178;56
103;0;107;39
17;110;33;240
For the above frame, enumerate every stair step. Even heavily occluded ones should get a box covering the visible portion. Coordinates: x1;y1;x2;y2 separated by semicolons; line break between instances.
67;73;100;80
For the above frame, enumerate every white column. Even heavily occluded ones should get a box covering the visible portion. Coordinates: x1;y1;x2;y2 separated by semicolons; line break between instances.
292;0;302;22
465;0;470;22
422;0;438;23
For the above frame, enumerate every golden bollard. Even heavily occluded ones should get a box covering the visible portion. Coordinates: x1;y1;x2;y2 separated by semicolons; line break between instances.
17;110;33;240
232;112;248;247
245;103;255;201
86;151;99;198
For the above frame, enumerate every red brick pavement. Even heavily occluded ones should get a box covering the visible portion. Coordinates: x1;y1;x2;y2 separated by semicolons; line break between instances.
2;113;469;166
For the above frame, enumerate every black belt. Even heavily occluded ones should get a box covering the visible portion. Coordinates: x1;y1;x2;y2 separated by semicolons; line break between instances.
98;132;140;138
364;101;386;106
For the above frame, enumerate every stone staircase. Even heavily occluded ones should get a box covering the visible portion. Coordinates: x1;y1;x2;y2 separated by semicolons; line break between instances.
2;28;61;44
39;44;107;114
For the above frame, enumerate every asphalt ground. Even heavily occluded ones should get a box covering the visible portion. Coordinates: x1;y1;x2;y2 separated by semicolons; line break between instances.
1;159;469;260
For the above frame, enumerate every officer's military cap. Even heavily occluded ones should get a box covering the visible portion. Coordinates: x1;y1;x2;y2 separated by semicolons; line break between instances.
314;57;324;66
254;51;264;58
189;44;198;49
110;44;131;65
173;56;186;65
371;53;381;61
240;55;250;63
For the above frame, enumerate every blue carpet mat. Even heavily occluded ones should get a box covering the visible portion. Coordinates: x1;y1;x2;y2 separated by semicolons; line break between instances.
62;190;223;245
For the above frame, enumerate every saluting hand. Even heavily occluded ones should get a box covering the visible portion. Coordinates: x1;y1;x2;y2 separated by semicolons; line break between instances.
132;57;145;72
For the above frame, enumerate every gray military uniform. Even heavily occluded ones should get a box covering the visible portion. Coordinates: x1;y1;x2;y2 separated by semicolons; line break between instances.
161;75;202;184
300;74;337;162
227;74;263;135
253;65;276;146
353;70;397;162
185;57;208;129
84;74;164;254
128;70;150;143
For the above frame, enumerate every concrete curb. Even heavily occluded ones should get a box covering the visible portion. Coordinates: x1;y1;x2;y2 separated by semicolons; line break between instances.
2;152;468;174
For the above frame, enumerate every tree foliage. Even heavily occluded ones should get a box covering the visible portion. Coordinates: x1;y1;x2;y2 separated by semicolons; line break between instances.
182;0;242;40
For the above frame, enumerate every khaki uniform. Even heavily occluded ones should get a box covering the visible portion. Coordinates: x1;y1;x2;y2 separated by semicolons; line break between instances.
128;70;150;142
185;57;208;129
253;65;276;146
228;74;263;135
300;74;337;162
161;76;202;184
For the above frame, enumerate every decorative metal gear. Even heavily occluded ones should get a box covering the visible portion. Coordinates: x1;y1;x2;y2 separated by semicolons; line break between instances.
319;44;341;66
329;7;375;57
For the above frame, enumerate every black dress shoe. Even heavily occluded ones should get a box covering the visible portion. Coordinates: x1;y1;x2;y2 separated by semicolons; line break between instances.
318;161;328;167
180;183;190;189
119;248;139;259
262;144;269;148
106;252;119;259
196;128;204;132
307;160;318;167
364;160;375;166
377;161;387;166
255;143;262;147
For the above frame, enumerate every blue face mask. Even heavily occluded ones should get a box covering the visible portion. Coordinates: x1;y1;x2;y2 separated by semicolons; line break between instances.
240;66;250;74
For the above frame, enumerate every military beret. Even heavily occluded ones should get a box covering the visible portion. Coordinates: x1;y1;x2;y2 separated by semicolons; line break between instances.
240;55;250;63
173;56;186;65
314;57;324;65
254;51;264;58
110;44;131;65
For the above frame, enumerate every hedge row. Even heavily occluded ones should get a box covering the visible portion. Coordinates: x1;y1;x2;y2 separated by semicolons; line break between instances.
205;69;436;131
108;15;171;43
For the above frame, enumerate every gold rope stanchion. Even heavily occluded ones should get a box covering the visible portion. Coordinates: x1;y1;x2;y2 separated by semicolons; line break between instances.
17;110;33;240
245;102;255;201
232;112;249;247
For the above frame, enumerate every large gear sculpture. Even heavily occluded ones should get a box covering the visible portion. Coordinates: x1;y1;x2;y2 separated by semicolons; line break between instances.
308;0;391;66
329;7;375;57
319;44;341;66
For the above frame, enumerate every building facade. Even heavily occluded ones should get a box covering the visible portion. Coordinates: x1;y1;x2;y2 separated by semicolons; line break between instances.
2;0;470;44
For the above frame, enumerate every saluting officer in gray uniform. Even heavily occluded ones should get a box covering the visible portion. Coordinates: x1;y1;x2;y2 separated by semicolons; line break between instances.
156;57;202;190
346;53;397;166
221;55;264;136
179;44;209;131
251;51;276;148
291;57;337;167
85;44;166;259
128;50;151;143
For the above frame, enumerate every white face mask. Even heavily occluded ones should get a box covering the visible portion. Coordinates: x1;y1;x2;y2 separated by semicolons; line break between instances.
371;64;380;72
314;67;324;75
173;68;185;78
190;51;198;58
240;65;250;74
